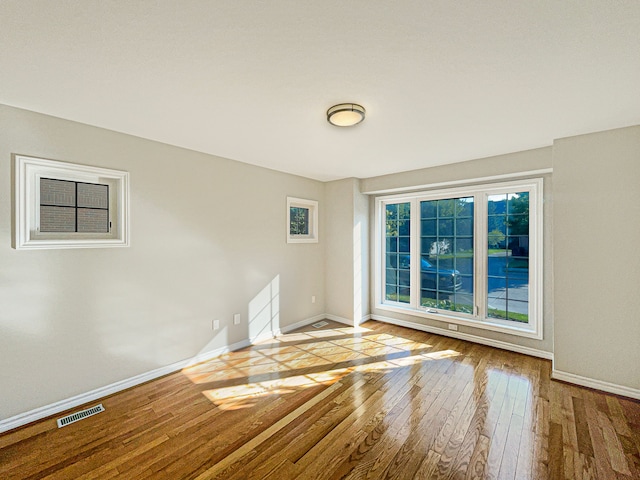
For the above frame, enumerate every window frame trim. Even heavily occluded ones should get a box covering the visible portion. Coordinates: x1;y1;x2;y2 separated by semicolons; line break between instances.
286;196;319;244
375;178;543;339
14;155;130;250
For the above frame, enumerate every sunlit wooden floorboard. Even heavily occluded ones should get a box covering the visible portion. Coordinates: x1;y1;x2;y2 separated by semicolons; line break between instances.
1;320;639;479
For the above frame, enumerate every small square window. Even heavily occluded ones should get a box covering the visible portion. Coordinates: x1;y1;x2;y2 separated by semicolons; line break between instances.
13;155;129;249
287;197;318;243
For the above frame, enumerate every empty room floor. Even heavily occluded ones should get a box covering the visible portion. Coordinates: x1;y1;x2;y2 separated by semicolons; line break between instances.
1;320;639;479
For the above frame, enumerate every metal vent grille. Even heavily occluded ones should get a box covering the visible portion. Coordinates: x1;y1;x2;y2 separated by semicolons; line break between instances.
56;404;105;428
312;321;329;329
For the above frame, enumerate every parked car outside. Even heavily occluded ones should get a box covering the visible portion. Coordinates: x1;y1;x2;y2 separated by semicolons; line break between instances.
396;254;463;292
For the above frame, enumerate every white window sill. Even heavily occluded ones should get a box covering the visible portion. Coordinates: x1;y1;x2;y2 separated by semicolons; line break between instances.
376;303;543;340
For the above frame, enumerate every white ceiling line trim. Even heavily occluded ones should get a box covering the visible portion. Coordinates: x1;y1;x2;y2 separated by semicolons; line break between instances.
361;168;553;195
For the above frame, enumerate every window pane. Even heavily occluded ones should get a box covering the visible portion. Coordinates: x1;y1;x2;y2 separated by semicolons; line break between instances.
419;197;473;313
452;292;474;315
487;192;529;323
455;237;473;255
386;236;398;252
398;269;410;287
420;201;436;218
77;208;109;233
385;203;410;303
398;236;410;253
421;236;436;255
421;219;437;236
456;218;473;236
77;183;108;209
438;218;454;235
420;288;437;308
40;206;76;232
40;178;75;206
437;199;455;217
290;207;309;235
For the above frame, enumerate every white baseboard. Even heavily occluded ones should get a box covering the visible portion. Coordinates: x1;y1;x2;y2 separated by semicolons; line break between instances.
282;314;328;333
324;314;355;326
0;314;326;435
325;313;371;327
371;314;553;360
551;369;640;400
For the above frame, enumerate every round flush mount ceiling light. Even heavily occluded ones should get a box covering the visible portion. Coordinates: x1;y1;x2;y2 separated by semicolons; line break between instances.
327;103;366;127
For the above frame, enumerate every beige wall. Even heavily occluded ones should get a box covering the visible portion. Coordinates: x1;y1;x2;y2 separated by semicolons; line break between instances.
325;179;355;320
324;178;370;324
361;147;553;194
354;179;370;323
553;126;640;391
0;104;325;419
362;148;555;354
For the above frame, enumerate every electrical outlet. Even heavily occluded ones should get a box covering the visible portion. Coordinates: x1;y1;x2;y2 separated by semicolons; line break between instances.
233;313;241;325
311;295;316;304
448;324;458;331
213;319;220;330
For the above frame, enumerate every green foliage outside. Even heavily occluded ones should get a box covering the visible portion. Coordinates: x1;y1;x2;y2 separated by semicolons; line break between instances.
488;229;505;248
507;258;529;269
386;202;411;237
420;298;473;315
488;308;528;323
507;193;529;236
290;207;309;235
385;293;410;303
385;294;528;323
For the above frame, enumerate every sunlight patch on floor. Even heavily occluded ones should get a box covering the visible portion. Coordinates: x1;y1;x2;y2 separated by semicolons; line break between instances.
202;368;351;410
183;324;458;410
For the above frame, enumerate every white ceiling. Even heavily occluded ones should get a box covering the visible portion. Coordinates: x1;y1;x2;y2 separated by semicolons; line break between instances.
1;1;639;181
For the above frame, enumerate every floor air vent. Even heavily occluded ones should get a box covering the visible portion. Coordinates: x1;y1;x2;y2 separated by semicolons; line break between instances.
312;321;329;329
56;404;105;428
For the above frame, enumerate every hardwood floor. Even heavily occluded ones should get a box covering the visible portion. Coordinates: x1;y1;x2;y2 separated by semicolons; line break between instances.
1;320;639;479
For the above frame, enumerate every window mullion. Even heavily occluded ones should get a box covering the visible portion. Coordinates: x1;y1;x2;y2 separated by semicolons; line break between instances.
474;193;487;320
409;198;420;308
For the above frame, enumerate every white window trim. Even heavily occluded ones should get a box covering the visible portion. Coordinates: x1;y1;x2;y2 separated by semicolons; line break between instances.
14;155;130;250
286;197;318;244
374;178;543;339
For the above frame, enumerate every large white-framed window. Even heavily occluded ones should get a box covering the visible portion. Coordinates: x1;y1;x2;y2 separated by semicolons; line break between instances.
375;178;543;339
13;155;130;250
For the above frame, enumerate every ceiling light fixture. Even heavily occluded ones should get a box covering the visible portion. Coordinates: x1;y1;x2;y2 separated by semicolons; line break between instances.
327;103;366;127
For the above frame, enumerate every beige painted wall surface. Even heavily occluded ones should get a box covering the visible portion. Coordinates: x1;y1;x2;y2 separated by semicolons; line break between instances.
361;147;552;194
324;179;356;321
365;147;554;354
324;178;370;324
0;104;325;419
353;179;370;323
553;126;640;390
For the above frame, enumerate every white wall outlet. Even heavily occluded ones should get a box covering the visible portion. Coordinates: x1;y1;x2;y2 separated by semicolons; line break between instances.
448;324;458;331
311;295;316;304
213;319;220;330
233;313;241;325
